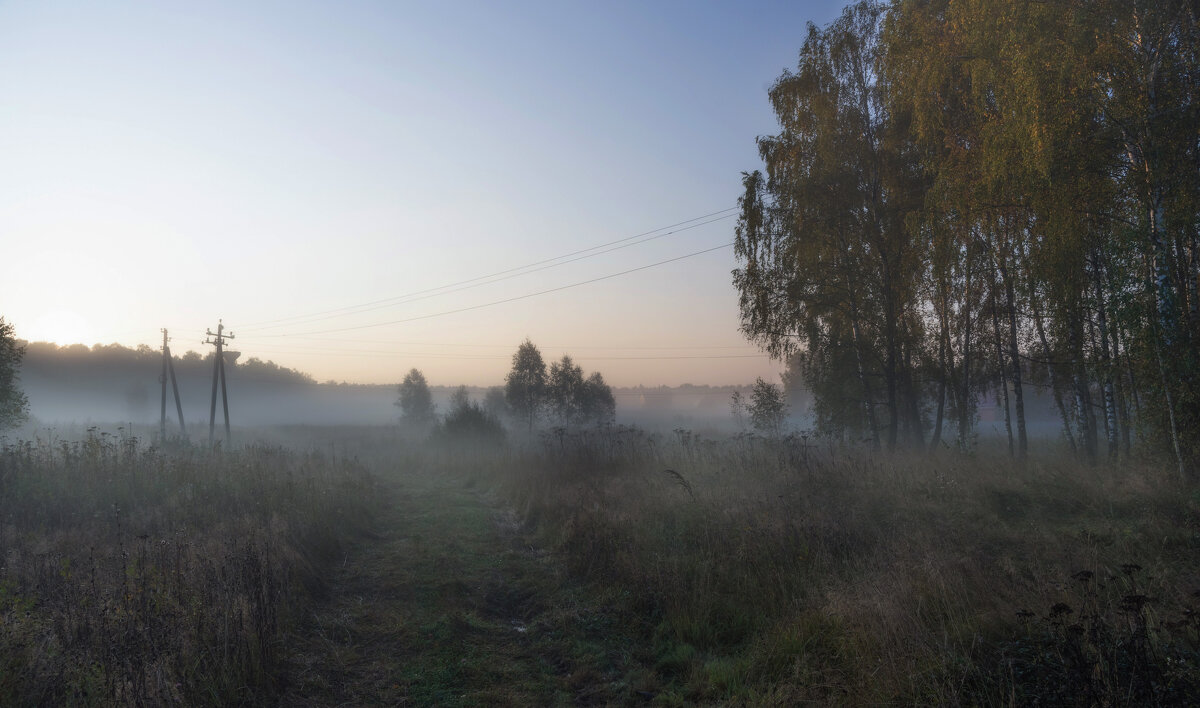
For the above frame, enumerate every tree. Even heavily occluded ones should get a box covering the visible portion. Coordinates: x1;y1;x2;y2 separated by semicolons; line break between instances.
579;371;616;425
547;355;616;426
749;377;788;438
482;386;510;422
0;318;30;430
395;368;435;427
433;385;505;449
738;1;1199;466
547;355;584;425
734;1;926;450
730;390;749;431
505;339;546;433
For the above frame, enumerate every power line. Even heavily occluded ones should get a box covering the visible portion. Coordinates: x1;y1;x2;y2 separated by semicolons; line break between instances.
234;347;767;361
238;207;737;332
238;335;757;350
253;241;735;338
241;213;735;333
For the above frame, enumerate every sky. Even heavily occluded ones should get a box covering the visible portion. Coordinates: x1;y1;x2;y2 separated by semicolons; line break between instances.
0;0;848;387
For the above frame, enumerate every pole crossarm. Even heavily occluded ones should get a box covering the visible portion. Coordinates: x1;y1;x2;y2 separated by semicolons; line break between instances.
205;320;234;449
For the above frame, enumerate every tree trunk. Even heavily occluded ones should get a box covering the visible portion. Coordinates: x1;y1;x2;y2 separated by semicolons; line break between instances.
1092;255;1119;461
881;260;900;452
1031;289;1078;454
847;295;881;452
991;278;1014;458
929;279;950;454
903;345;925;450
1000;249;1028;460
958;250;975;450
1149;194;1187;478
1068;308;1098;465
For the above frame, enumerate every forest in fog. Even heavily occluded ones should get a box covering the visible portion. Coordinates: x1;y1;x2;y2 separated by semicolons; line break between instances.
734;0;1199;472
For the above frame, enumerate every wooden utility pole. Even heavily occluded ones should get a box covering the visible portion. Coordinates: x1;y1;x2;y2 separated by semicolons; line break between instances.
205;320;234;448
159;328;186;440
160;329;168;441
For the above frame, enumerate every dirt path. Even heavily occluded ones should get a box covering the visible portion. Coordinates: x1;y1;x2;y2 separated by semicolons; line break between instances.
280;472;645;706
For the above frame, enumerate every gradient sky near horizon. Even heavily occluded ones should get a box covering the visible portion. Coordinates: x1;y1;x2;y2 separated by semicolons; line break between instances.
1;0;847;387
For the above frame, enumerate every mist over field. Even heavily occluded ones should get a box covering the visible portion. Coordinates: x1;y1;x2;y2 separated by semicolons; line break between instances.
14;341;758;431
3;0;1199;705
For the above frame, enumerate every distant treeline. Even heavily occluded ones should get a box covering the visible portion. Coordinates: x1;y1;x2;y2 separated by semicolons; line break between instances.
735;1;1199;472
13;341;773;429
20;341;316;386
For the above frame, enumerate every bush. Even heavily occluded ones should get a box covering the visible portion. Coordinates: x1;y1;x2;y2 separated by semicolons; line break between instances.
432;387;506;450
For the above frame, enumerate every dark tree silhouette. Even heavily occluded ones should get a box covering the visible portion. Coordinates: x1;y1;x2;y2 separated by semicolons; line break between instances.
505;339;546;434
396;368;435;427
0;318;29;429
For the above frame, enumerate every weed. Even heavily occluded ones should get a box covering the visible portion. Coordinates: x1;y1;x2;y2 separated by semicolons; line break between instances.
0;429;379;705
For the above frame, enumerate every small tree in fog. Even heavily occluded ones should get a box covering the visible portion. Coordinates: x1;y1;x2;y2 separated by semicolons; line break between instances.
482;386;510;421
448;385;470;412
548;355;585;424
579;372;615;425
0;318;29;429
730;390;748;431
749;377;788;438
548;355;615;426
434;385;505;448
505;339;546;433
396;368;435;427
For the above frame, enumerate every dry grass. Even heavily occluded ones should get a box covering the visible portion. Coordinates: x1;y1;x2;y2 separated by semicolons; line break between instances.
487;427;1200;705
6;422;1196;705
0;428;380;706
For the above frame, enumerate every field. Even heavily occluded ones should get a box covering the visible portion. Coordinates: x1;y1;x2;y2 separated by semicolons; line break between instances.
2;425;1199;705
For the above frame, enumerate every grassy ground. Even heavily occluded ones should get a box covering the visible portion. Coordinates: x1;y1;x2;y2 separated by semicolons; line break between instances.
5;425;1199;705
280;465;652;706
0;429;379;706
488;428;1200;705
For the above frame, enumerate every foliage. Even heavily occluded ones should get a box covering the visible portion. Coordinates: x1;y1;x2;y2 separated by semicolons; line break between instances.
504;339;546;433
581;371;616;425
396;367;436;426
0;318;29;429
0;430;378;705
735;1;925;451
748;377;788;437
433;386;505;449
736;0;1200;472
729;379;789;437
547;355;616;427
237;355;317;384
482;385;510;421
980;566;1200;705
487;426;1200;704
21;340;314;384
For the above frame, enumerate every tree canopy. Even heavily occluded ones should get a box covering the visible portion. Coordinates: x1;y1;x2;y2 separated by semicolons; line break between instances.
505;339;547;434
0;318;29;429
547;355;616;427
396;368;435;427
735;0;1200;473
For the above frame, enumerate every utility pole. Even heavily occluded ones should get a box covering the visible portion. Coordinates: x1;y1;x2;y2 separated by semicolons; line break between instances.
159;328;186;441
205;320;234;449
160;329;168;441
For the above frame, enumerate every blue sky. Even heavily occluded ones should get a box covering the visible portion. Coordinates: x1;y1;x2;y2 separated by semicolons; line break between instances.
0;0;848;386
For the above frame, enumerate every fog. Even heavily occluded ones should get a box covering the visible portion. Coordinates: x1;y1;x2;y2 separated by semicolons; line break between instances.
13;341;1070;443
14;342;759;433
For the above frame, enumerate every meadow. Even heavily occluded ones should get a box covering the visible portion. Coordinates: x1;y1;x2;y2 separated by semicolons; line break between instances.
2;424;1198;705
0;427;381;706
482;428;1200;705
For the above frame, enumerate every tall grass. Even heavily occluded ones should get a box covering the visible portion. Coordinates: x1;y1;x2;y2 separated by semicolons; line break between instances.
0;429;379;706
489;427;1200;704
